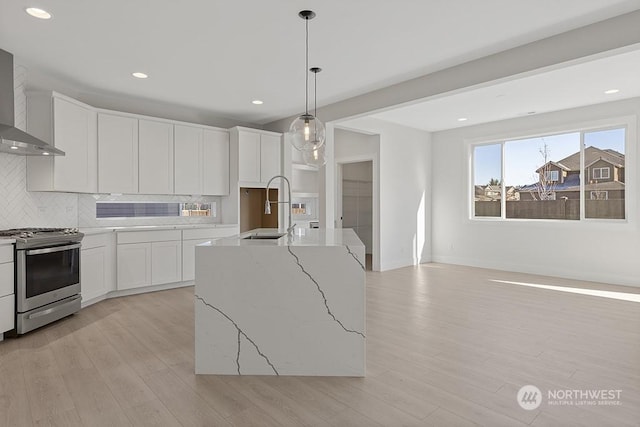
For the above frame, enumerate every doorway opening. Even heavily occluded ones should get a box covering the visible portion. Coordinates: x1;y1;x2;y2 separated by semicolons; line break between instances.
340;161;373;270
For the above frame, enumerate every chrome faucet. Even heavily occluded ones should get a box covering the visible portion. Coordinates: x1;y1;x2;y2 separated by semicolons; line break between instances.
264;175;296;234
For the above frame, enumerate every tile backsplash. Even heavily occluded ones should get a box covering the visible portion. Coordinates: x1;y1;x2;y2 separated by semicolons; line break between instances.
0;64;79;229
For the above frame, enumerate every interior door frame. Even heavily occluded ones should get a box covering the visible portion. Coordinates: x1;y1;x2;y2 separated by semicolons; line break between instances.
335;154;379;271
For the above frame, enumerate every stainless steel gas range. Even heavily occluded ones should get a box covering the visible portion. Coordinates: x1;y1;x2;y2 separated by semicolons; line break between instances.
0;228;83;334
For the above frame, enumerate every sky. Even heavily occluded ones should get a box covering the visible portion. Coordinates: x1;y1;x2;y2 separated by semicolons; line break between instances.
474;127;625;187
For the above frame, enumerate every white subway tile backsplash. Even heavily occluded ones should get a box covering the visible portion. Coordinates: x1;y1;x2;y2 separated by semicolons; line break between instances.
0;64;79;229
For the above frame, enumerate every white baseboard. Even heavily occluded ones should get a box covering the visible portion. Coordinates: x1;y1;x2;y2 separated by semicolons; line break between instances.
108;281;194;299
81;281;195;308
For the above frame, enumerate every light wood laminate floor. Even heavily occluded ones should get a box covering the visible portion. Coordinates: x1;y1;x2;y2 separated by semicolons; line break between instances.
1;263;638;426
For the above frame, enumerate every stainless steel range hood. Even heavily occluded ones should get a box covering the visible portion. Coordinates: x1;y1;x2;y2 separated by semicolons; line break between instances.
0;48;64;156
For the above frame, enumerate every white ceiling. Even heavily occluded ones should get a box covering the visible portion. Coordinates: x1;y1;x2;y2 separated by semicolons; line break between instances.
1;1;640;125
371;47;640;132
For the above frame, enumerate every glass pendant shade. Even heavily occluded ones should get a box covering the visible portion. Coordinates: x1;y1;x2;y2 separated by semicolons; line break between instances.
289;114;325;151
302;143;326;168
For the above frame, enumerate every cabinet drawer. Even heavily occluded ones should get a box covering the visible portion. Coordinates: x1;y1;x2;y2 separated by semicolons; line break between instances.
182;227;239;240
117;229;181;244
82;233;110;250
0;262;13;297
0;294;14;333
0;245;13;264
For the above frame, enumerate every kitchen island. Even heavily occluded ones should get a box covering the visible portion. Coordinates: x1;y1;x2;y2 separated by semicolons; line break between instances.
195;228;365;376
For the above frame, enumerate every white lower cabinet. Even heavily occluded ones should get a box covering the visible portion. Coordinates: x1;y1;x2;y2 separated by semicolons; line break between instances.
117;243;152;290
0;246;14;335
151;241;182;285
182;227;239;281
80;233;111;304
0;295;13;336
116;230;182;290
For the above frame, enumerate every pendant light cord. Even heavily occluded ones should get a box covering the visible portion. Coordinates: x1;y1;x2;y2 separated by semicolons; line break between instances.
305;17;309;116
314;69;318;143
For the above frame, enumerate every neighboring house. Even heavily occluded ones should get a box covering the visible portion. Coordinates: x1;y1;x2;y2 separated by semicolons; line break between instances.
518;146;625;201
475;185;519;201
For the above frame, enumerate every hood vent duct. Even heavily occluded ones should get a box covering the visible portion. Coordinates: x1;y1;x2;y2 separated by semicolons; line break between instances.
0;48;64;156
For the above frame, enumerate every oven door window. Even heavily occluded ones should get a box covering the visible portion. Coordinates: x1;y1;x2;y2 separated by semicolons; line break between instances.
26;248;80;298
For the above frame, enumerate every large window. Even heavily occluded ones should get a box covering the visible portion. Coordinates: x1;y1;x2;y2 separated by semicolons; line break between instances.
472;126;626;220
473;144;502;217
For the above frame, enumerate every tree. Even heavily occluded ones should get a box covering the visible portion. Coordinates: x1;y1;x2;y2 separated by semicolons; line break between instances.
488;178;500;186
529;139;556;201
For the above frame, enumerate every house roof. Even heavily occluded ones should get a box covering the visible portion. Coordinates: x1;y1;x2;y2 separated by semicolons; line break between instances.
535;161;570;173
557;146;624;171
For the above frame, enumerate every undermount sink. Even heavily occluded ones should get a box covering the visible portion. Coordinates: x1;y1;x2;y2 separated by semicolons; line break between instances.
243;233;287;240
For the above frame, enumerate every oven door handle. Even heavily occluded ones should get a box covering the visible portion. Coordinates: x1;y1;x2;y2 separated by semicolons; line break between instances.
26;243;82;255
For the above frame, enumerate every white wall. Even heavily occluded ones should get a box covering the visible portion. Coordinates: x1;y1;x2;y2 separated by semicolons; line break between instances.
335;120;431;271
432;97;640;287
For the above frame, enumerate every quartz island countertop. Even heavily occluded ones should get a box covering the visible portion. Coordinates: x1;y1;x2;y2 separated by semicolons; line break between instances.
203;227;365;249
195;228;366;376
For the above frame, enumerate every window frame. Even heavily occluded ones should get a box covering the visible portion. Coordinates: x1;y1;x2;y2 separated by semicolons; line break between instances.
468;115;634;224
592;167;610;180
545;170;560;182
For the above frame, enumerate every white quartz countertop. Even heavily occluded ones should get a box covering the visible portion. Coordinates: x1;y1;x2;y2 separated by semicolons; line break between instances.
80;223;239;235
203;228;364;247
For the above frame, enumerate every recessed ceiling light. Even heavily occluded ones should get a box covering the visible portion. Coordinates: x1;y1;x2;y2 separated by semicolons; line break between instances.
604;89;620;94
132;72;148;79
25;7;52;19
42;151;50;156
252;100;264;105
457;117;468;122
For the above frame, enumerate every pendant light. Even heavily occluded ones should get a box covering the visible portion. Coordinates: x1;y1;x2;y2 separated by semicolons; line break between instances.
289;10;326;152
303;67;326;167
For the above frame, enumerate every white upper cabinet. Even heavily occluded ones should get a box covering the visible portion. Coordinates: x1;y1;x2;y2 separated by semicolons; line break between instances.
203;129;230;196
238;130;261;183
260;133;281;183
234;128;282;185
98;113;139;194
27;91;230;196
175;125;229;195
26;92;97;193
139;119;174;194
174;124;203;194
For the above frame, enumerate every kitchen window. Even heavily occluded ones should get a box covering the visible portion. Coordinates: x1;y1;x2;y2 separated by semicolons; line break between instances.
292;198;316;220
96;201;216;219
471;124;627;221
